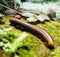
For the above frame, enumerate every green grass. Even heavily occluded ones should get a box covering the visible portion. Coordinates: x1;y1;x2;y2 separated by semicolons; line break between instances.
0;16;60;57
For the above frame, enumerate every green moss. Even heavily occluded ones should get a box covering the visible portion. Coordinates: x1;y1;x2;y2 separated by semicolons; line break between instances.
0;16;60;57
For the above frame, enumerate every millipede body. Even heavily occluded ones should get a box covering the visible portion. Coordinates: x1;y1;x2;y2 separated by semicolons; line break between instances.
10;18;54;49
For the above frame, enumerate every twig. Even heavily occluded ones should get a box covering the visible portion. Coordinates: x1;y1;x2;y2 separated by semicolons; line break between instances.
0;3;21;15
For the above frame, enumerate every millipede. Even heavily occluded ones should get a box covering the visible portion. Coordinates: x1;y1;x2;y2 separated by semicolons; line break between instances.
10;18;54;49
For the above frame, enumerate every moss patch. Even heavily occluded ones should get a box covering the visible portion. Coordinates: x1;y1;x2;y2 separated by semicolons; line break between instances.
0;16;60;57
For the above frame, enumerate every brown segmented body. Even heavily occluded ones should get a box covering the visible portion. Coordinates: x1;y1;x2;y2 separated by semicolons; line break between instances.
10;18;54;49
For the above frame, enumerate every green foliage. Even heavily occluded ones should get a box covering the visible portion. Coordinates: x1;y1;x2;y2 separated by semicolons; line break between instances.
31;0;59;3
56;13;60;20
0;29;16;42
0;0;9;6
0;14;4;18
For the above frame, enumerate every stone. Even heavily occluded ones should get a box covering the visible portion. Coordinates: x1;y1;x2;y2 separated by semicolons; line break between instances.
34;14;50;22
5;10;16;15
46;8;56;20
27;16;37;22
21;11;35;17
